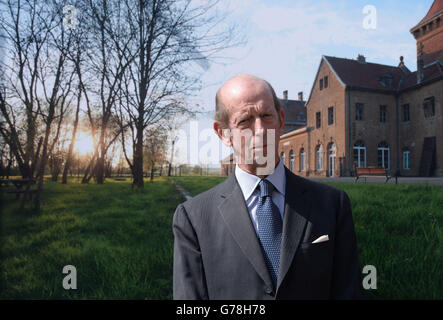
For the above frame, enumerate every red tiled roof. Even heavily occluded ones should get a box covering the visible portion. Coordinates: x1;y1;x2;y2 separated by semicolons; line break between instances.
324;56;409;92
279;99;306;133
399;62;443;90
416;0;443;27
324;55;443;92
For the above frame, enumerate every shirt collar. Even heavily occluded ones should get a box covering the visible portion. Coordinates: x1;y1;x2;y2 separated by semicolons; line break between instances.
235;158;286;201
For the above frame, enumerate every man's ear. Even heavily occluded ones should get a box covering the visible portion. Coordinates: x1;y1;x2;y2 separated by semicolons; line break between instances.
214;121;232;147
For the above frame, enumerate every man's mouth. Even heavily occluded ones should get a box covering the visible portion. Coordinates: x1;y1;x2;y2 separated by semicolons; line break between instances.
253;144;267;149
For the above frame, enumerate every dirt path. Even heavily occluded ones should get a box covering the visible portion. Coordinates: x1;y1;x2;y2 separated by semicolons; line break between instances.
170;178;193;201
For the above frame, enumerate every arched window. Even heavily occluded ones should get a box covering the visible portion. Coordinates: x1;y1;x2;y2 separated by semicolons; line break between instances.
316;145;323;170
403;147;410;170
353;140;366;168
280;151;285;167
299;148;305;172
377;141;390;169
289;150;294;172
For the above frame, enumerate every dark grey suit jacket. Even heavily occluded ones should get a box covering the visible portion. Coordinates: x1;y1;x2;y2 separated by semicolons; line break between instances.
173;166;363;299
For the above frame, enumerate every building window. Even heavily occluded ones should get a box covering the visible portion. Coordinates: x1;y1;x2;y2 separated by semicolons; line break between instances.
328;106;334;125
280;151;285;167
316;112;321;128
402;104;410;122
423;96;435;118
324;76;328;88
353;140;366;168
403;148;410;170
328;143;336;177
356;103;364;121
316;145;323;170
380;105;387;123
377;141;390;169
289;150;294;172
299;148;305;172
319;78;323;90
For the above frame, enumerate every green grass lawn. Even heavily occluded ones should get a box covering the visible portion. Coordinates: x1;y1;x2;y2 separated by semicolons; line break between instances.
0;177;183;299
172;175;227;196
1;175;442;299
173;176;443;299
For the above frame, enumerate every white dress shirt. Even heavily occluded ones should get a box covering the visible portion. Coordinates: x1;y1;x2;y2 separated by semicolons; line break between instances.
234;159;286;234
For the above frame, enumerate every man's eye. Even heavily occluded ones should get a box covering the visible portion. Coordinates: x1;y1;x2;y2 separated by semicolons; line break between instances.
239;119;248;124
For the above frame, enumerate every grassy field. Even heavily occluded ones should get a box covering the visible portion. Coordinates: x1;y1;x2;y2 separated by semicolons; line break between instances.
174;176;443;299
0;177;183;299
172;175;227;196
327;182;442;299
1;175;442;299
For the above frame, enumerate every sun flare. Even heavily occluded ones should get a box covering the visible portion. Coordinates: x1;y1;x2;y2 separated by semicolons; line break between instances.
74;131;95;155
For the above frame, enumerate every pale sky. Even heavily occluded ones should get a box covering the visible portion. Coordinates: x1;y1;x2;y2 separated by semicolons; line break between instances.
171;0;435;167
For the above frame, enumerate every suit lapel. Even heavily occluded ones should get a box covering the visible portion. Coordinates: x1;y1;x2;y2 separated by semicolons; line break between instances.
276;167;312;290
217;173;274;289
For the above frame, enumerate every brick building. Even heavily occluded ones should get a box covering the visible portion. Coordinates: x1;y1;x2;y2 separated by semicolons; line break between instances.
279;0;443;177
222;0;443;177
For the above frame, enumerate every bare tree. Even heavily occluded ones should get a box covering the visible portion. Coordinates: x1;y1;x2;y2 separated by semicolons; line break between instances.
62;2;89;184
0;0;48;180
0;0;77;210
117;0;240;189
74;0;137;184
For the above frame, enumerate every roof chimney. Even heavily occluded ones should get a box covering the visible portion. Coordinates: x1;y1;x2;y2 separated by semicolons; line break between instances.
298;91;303;101
283;90;288;100
357;54;366;63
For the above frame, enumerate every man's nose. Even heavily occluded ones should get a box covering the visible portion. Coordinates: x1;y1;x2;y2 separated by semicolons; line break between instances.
253;117;265;132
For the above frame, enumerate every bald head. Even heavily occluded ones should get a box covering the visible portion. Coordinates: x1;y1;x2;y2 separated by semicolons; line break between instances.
215;74;281;128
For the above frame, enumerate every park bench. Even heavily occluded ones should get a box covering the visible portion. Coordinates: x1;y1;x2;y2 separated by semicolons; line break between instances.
354;167;397;184
0;178;38;200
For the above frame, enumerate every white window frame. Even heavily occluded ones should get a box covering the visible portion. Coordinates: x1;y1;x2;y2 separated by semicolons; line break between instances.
300;149;305;172
316;145;323;170
378;146;390;169
403;150;410;170
353;145;366;168
328;144;336;177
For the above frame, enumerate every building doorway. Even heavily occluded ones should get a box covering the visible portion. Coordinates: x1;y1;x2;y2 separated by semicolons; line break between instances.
328;143;336;177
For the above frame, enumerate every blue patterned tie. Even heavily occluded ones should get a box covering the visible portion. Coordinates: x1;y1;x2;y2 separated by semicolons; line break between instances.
256;179;283;289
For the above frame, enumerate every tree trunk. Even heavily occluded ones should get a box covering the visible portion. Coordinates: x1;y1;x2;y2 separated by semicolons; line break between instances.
95;154;105;184
34;110;56;212
62;86;81;184
132;123;144;189
81;153;97;184
150;163;155;182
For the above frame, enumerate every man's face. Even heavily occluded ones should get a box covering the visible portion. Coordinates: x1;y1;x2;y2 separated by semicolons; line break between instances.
215;76;285;176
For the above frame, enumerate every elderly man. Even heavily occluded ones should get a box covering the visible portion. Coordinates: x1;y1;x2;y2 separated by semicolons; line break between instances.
173;74;363;299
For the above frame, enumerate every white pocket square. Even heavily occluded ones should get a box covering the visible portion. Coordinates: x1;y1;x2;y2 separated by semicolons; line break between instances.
312;235;329;244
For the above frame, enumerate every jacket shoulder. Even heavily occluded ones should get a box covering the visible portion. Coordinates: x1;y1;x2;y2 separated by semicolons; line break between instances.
177;175;233;216
285;168;344;200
